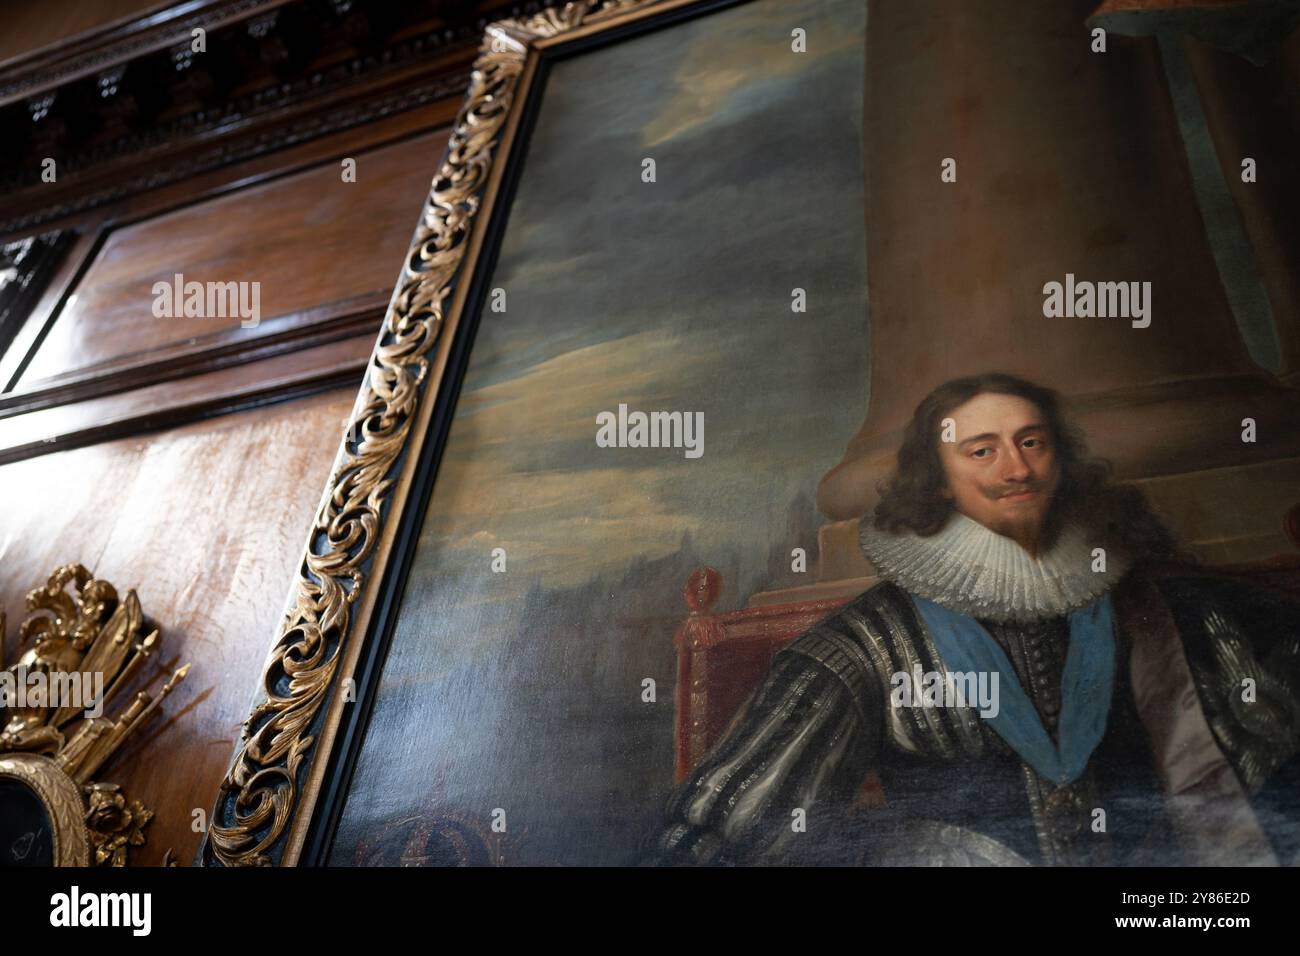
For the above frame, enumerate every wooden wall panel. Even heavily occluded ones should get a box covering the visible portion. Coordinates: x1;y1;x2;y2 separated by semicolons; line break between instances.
0;0;499;869
0;0;166;68
0;332;374;465
20;128;448;385
0;386;359;865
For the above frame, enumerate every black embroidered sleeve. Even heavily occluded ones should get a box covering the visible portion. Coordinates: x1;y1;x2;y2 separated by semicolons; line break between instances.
652;618;883;865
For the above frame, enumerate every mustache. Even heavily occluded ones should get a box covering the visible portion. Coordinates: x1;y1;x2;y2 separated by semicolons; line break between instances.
986;482;1047;499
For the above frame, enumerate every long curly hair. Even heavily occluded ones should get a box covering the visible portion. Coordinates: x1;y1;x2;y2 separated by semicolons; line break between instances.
872;373;1179;562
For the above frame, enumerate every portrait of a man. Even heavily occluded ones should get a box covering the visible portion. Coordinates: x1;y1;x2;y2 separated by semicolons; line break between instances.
302;0;1300;875
656;373;1300;866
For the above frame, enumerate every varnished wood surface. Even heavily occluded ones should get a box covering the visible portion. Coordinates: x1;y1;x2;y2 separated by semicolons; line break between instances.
0;0;172;72
0;0;484;869
104;97;461;239
0;331;372;464
0;386;361;865
19;127;450;385
0;0;522;239
1;291;386;417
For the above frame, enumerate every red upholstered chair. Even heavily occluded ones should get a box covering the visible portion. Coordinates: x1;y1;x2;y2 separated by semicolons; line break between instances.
672;566;867;782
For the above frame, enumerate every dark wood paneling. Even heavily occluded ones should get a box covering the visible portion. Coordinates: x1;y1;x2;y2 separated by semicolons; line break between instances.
0;0;530;237
1;291;384;417
0;0;173;71
0;385;360;866
0;0;491;871
0;331;371;464
19;127;449;386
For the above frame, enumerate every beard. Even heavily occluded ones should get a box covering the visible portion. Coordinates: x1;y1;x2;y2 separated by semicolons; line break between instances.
974;481;1060;552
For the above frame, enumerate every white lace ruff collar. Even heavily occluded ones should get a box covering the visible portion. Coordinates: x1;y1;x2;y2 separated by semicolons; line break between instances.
859;511;1127;624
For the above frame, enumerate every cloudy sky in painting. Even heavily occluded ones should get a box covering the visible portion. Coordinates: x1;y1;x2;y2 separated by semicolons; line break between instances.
407;0;870;611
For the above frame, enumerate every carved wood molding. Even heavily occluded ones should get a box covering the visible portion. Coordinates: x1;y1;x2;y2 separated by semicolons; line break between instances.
0;289;388;419
0;335;371;468
0;1;286;104
0;231;73;367
0;0;544;236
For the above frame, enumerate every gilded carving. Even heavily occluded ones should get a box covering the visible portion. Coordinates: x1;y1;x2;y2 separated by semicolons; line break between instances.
0;564;188;866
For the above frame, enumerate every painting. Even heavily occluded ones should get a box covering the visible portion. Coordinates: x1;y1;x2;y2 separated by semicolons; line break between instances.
207;0;1300;868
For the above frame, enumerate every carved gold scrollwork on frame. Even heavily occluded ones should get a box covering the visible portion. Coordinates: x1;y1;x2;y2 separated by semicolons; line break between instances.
202;0;670;866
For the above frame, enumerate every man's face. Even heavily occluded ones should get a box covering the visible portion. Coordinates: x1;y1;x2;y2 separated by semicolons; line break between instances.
937;392;1061;554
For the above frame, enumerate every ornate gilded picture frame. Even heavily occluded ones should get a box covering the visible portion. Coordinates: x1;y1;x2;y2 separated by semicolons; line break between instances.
203;0;822;866
203;0;1300;868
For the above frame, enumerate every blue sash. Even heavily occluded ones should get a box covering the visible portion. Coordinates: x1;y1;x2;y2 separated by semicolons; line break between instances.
911;594;1116;785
